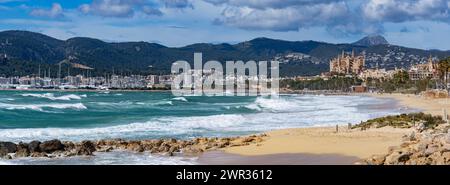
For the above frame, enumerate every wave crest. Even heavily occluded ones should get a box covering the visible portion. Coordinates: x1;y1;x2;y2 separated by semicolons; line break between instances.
21;93;86;101
172;97;188;102
0;103;87;112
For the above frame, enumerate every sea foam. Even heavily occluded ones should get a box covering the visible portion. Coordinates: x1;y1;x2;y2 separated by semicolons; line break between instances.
21;93;86;101
0;102;87;112
172;97;188;102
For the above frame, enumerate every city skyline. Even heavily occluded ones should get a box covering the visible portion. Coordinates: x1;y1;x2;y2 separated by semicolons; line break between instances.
0;0;450;50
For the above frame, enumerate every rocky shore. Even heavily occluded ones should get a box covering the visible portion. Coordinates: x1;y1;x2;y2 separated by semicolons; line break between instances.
362;124;450;165
359;113;450;165
0;134;266;160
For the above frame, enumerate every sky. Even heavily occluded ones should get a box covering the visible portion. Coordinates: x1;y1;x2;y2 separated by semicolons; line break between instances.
0;0;450;50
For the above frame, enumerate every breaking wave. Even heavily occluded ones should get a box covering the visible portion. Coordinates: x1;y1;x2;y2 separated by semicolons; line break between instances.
21;93;87;101
0;102;87;112
171;97;188;102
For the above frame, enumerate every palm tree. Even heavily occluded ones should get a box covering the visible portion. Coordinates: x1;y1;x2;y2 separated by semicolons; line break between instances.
438;58;450;90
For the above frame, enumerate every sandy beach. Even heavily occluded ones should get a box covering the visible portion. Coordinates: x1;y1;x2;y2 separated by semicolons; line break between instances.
222;126;411;160
366;93;450;116
215;93;450;164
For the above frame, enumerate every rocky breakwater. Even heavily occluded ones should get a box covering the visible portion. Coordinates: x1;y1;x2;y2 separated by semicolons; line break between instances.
0;134;266;160
358;113;450;165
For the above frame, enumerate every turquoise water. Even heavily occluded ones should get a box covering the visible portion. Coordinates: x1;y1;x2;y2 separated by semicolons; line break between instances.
0;91;410;143
0;90;414;164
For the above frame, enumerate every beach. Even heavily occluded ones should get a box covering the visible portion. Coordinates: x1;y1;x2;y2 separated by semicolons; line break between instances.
206;93;450;164
205;126;411;164
0;91;443;164
366;93;450;116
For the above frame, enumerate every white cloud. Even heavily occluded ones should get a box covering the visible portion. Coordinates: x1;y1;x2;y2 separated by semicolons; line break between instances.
362;0;450;22
204;0;343;9
30;3;64;18
79;0;135;17
78;0;193;18
203;0;450;36
212;1;352;32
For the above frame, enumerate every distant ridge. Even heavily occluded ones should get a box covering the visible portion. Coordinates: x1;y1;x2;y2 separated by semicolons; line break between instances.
0;30;449;77
353;35;389;46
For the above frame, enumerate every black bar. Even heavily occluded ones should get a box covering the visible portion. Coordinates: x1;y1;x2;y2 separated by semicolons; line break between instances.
0;165;449;184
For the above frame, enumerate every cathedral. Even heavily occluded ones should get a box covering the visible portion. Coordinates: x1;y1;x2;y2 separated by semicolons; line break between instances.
408;56;439;80
329;51;365;75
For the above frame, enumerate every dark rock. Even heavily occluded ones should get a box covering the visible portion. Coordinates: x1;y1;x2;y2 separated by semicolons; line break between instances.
158;145;169;152
169;145;179;153
63;141;76;151
178;141;188;148
441;152;450;163
39;139;64;153
217;141;230;148
75;141;96;155
0;150;7;158
154;140;163;147
193;138;201;144
242;137;254;143
28;141;41;153
0;142;17;153
398;153;412;163
15;142;30;158
183;146;204;154
167;138;177;144
126;141;144;152
142;144;154;151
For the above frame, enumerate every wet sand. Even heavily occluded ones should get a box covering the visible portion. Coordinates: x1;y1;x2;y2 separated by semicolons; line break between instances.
198;151;359;165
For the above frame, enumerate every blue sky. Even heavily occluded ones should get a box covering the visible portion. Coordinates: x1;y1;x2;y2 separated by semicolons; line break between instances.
1;0;450;50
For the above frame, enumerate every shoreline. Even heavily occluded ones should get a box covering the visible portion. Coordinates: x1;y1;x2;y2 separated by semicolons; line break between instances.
1;91;446;164
214;92;449;164
362;93;450;117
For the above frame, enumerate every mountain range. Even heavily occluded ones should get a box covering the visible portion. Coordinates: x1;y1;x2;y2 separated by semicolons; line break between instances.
1;30;449;77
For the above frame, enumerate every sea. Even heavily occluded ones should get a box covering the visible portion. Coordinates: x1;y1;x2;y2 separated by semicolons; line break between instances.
0;91;414;165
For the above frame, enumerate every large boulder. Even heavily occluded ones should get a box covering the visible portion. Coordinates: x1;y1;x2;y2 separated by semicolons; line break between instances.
63;141;76;151
126;141;144;152
75;141;96;155
28;141;41;153
39;140;64;153
384;151;412;165
15;142;30;158
0;142;17;153
365;154;387;165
